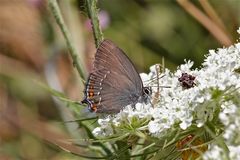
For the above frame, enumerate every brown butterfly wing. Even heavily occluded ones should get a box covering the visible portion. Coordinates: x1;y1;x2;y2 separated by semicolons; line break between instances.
82;40;144;113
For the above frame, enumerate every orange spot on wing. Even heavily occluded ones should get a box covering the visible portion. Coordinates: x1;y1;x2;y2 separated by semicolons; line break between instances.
89;91;94;97
91;104;97;112
88;84;95;98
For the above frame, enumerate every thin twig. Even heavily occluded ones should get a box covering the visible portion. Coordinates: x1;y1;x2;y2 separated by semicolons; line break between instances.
48;0;86;80
177;0;233;46
199;0;232;40
85;0;104;47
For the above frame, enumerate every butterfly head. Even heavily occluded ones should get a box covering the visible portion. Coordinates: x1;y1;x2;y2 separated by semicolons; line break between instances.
142;87;152;103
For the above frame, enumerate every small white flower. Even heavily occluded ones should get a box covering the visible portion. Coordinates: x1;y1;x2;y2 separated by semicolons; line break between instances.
92;126;113;137
179;121;188;130
229;146;240;159
179;60;194;73
98;116;111;126
203;145;224;160
92;127;102;136
237;27;240;34
140;73;150;86
148;120;161;133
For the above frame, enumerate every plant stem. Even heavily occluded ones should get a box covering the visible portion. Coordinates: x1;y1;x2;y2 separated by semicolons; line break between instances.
48;0;86;80
85;0;104;48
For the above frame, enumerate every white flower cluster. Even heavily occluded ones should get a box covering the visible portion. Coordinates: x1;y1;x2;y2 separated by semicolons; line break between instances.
203;143;240;160
147;41;240;137
93;103;153;137
93;31;240;158
203;101;240;160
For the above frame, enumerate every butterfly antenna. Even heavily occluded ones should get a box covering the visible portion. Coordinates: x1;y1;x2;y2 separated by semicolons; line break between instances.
144;74;165;86
150;85;171;88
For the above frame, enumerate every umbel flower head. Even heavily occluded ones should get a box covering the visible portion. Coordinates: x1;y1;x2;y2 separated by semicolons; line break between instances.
92;29;240;159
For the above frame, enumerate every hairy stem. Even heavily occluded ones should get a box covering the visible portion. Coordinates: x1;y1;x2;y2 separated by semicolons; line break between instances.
48;0;86;80
85;0;104;47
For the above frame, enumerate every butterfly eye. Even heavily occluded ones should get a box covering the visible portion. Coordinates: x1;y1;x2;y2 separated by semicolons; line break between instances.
143;87;152;95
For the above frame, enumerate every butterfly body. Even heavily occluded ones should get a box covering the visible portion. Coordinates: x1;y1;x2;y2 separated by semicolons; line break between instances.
82;40;151;113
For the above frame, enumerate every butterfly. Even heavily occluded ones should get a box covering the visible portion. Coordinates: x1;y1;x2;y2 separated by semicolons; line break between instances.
82;39;151;113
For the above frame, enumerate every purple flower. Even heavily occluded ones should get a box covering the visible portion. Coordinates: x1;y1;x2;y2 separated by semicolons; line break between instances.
27;0;44;8
85;10;110;30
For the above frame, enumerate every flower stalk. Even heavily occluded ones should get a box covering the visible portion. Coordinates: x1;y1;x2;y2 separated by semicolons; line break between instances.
85;0;104;47
48;0;86;80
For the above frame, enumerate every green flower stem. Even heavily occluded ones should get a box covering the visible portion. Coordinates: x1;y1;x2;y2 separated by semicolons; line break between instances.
204;125;230;160
135;143;156;154
85;0;104;47
48;0;86;80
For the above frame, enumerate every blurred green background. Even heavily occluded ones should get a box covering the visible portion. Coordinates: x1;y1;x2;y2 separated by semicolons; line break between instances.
0;0;239;159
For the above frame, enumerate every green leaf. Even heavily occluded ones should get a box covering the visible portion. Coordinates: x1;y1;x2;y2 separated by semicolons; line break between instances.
91;133;130;143
63;117;98;123
108;140;130;160
35;81;74;102
34;80;84;114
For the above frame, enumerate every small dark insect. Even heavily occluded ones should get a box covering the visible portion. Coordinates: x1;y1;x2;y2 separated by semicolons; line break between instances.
178;73;196;89
82;39;151;113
